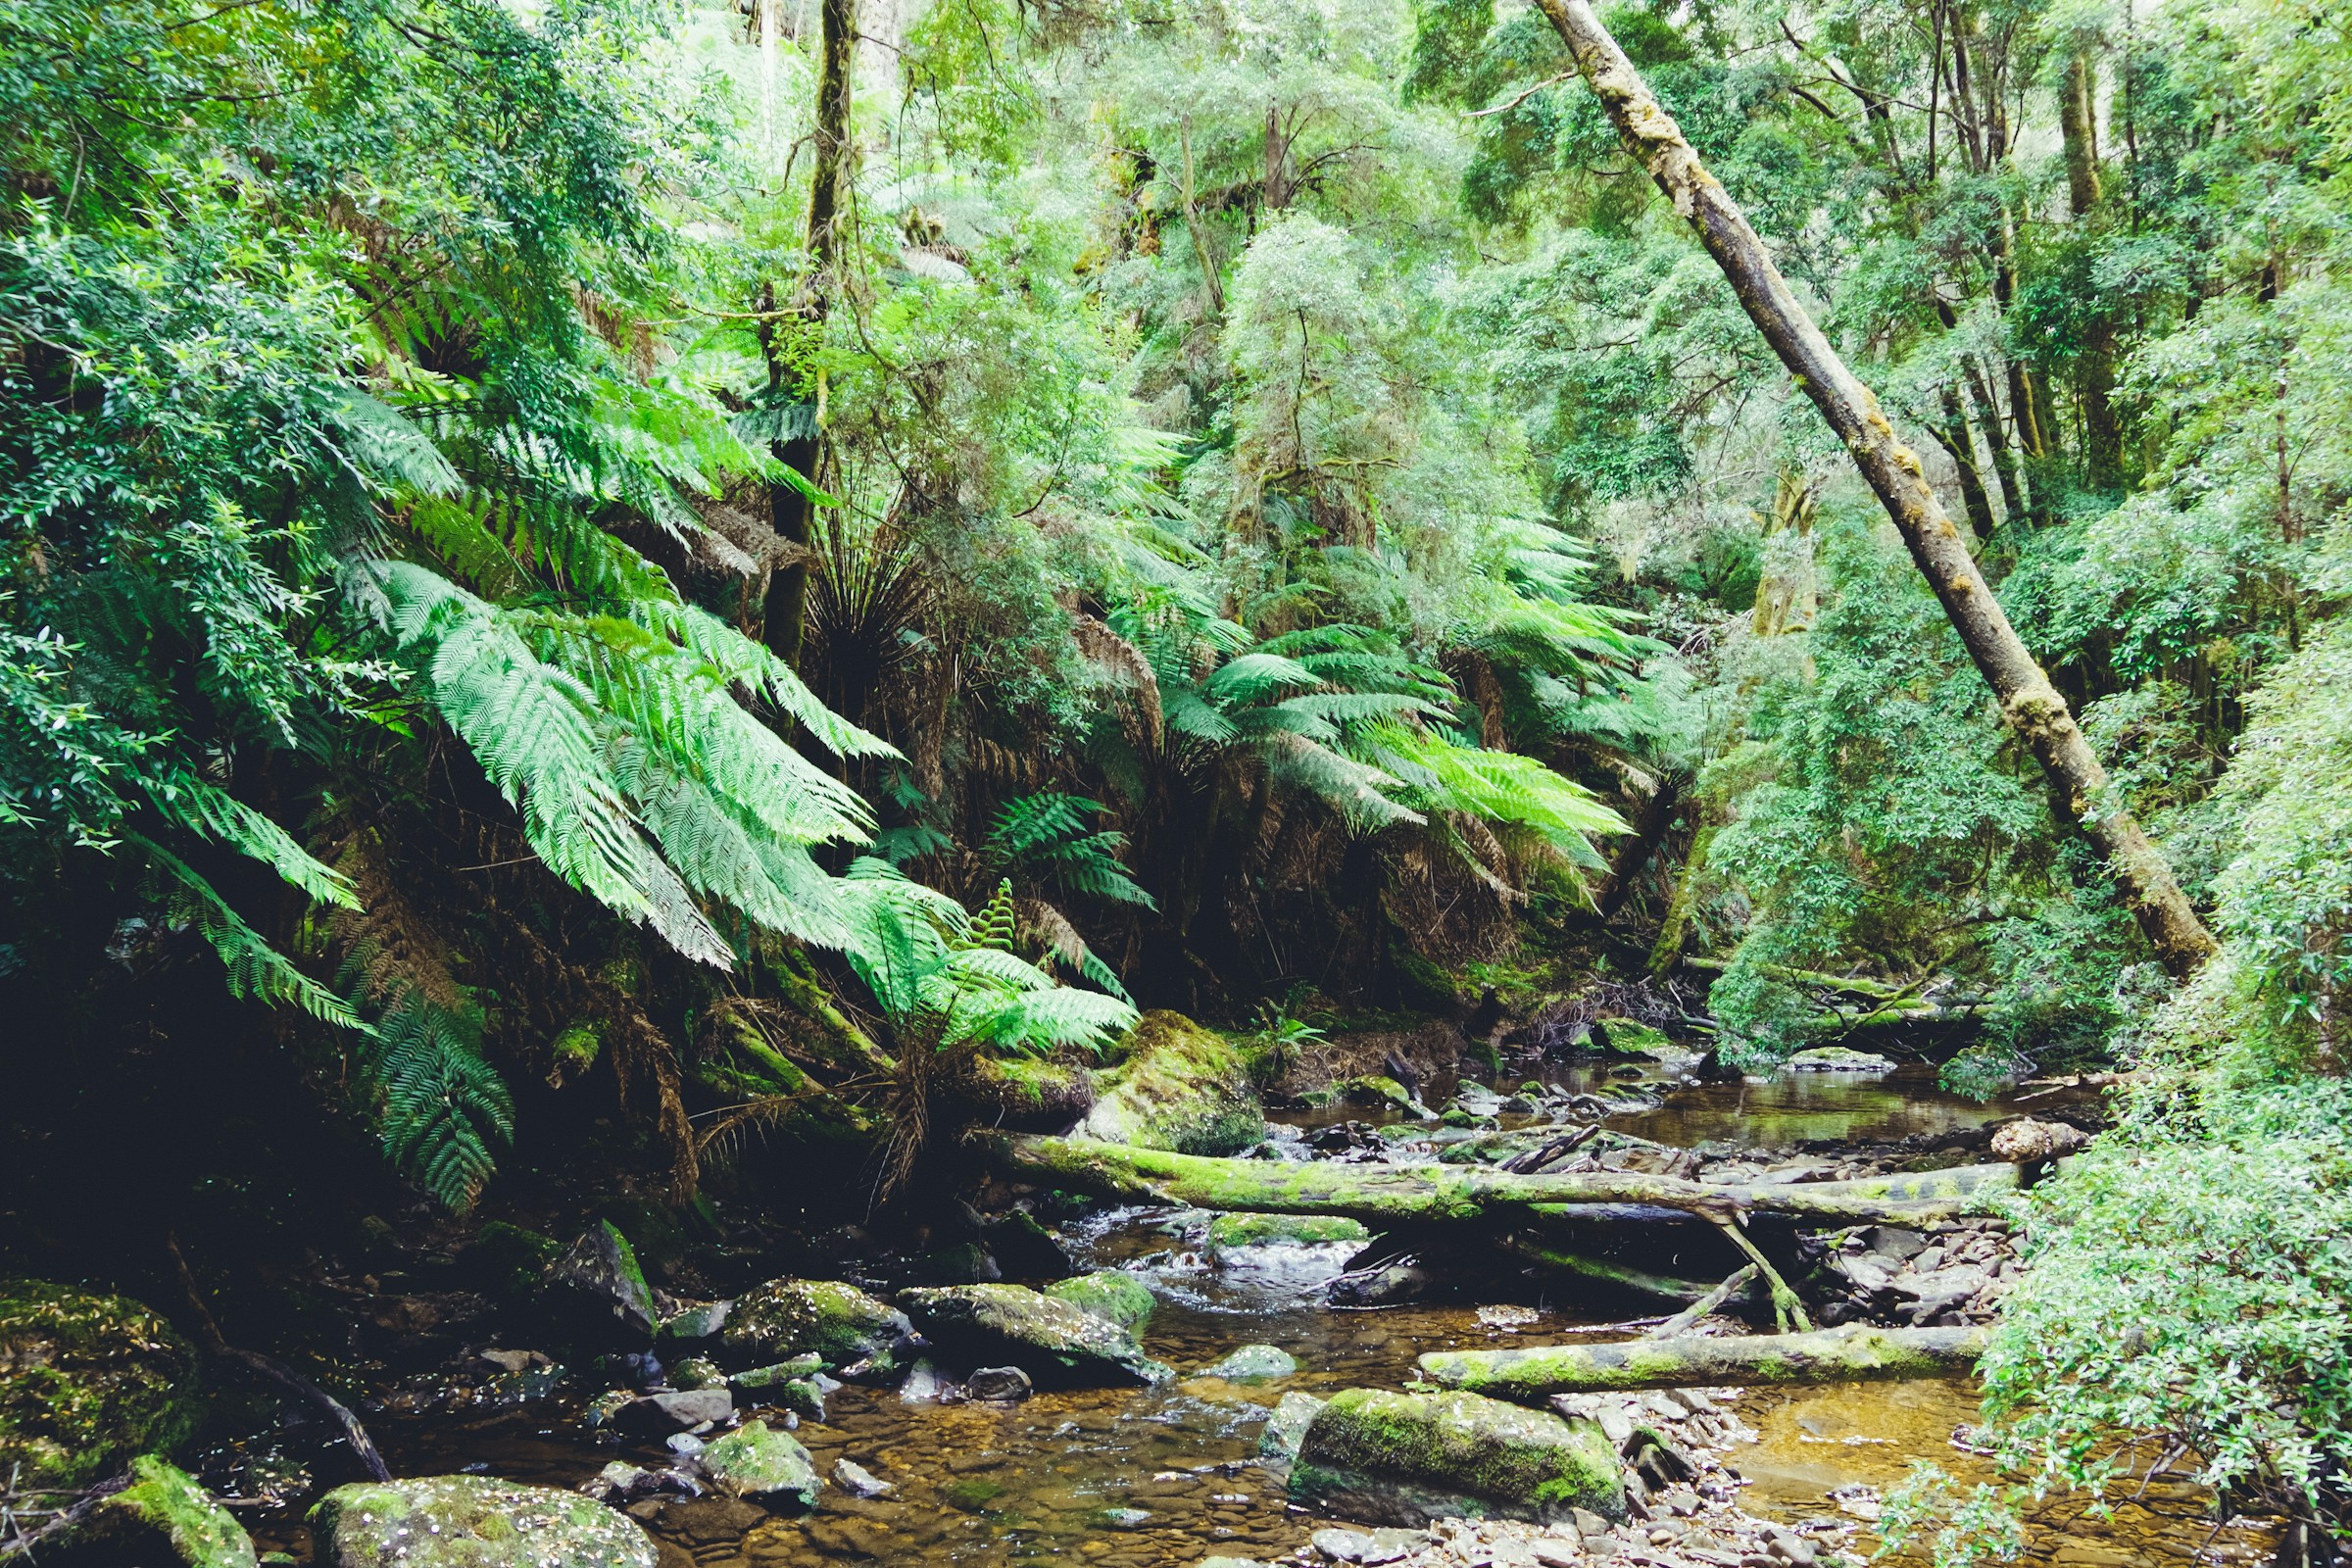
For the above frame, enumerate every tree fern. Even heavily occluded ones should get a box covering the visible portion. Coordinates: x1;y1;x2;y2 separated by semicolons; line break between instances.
366;986;514;1212
987;793;1155;908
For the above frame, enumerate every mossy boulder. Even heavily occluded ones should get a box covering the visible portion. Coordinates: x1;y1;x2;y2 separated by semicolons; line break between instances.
544;1223;657;1342
1198;1344;1298;1382
1786;1045;1897;1072
1592;1017;1673;1057
78;1455;257;1568
310;1475;656;1568
1260;1392;1327;1462
0;1279;200;1491
721;1279;910;1377
1044;1271;1156;1331
898;1285;1173;1386
1204;1213;1371;1252
1289;1387;1625;1528
958;1054;1098;1131
1078;1011;1265;1155
700;1419;820;1507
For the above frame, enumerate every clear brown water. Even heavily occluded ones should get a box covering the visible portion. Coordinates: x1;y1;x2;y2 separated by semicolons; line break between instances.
330;1067;2258;1568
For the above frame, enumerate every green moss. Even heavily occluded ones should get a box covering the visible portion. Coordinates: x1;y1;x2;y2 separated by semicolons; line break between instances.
701;1420;818;1506
1595;1017;1673;1057
1203;1212;1371;1249
0;1279;200;1491
312;1475;657;1568
1294;1387;1623;1525
1079;1011;1265;1155
723;1279;910;1373
1335;1075;1420;1113
96;1454;258;1568
1044;1271;1156;1330
942;1478;1004;1511
467;1222;563;1302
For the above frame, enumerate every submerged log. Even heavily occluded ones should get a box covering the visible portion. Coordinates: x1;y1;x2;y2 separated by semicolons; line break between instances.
1419;1323;1986;1400
979;1133;2012;1228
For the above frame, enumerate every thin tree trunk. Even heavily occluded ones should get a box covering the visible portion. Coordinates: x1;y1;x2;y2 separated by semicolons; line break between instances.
1936;386;1998;542
1964;355;2028;524
1531;0;2217;977
760;0;857;670
2061;49;2124;491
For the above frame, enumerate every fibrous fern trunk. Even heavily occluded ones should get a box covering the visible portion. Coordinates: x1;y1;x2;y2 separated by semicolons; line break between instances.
1532;0;2218;978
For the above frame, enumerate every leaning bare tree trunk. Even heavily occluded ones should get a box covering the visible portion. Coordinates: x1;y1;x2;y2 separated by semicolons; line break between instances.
1419;1323;1987;1400
760;0;858;670
1533;0;2217;977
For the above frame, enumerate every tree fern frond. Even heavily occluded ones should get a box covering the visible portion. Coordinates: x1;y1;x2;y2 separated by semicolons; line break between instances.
136;837;366;1028
367;986;513;1211
146;772;357;907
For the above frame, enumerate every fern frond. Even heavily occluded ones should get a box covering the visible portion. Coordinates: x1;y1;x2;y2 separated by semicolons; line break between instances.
368;986;513;1211
136;837;366;1028
146;772;357;908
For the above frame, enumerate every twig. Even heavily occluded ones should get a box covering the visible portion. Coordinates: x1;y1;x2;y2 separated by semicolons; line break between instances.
1467;73;1576;118
1645;1264;1758;1340
167;1236;393;1484
1710;1222;1811;1333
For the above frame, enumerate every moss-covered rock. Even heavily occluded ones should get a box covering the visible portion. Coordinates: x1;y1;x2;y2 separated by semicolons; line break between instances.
0;1279;200;1491
1785;1046;1897;1072
80;1454;257;1568
1333;1076;1427;1117
722;1279;910;1376
1197;1344;1298;1382
700;1419;819;1507
311;1475;655;1568
898;1285;1173;1386
957;1054;1098;1131
1043;1271;1156;1331
1079;1011;1265;1155
1203;1213;1371;1251
1289;1387;1624;1527
545;1223;657;1342
1260;1392;1327;1462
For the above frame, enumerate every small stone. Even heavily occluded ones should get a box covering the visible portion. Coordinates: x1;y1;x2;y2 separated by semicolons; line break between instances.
1594;1403;1637;1446
622;1389;733;1433
1573;1509;1612;1540
966;1365;1034;1401
1102;1508;1153;1531
1199;1345;1298;1383
663;1433;704;1459
700;1420;820;1508
1533;1540;1584;1568
668;1357;726;1392
831;1459;893;1498
1258;1391;1326;1462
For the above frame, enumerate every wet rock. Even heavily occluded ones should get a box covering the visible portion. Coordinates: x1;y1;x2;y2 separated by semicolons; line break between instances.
668;1356;726;1392
621;1389;734;1433
831;1459;893;1498
896;1359;952;1403
981;1208;1074;1276
654;1300;730;1345
1326;1258;1436;1308
1080;1011;1266;1155
1783;1047;1895;1073
700;1420;819;1508
1990;1118;2092;1163
961;1053;1098;1130
1310;1526;1431;1564
1044;1270;1156;1330
1333;1076;1430;1118
1261;1392;1328;1462
78;1454;258;1568
917;1241;1002;1284
722;1279;911;1379
580;1461;652;1500
1199;1345;1298;1383
1101;1507;1152;1530
1196;1558;1271;1568
547;1223;660;1342
1204;1213;1372;1253
747;1374;825;1421
311;1474;657;1568
1290;1387;1626;1527
581;1389;637;1435
966;1365;1034;1401
898;1284;1173;1385
0;1278;200;1490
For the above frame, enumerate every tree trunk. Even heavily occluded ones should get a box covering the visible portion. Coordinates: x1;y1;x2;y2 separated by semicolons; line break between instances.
1418;1323;1986;1399
1531;0;2217;977
977;1132;2009;1227
1936;386;1998;542
760;0;857;670
2061;49;2125;493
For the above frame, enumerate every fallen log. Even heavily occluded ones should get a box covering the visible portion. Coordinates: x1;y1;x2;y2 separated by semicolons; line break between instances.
979;1133;2011;1228
1418;1323;1986;1400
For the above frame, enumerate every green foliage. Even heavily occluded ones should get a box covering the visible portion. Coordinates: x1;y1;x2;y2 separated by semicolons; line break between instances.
986;793;1154;909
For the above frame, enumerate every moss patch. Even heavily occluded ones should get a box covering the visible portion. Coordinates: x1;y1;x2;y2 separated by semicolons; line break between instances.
311;1475;657;1568
1203;1212;1371;1250
1078;1011;1265;1155
722;1279;909;1374
0;1279;200;1491
1043;1271;1156;1330
1293;1387;1624;1525
89;1454;258;1568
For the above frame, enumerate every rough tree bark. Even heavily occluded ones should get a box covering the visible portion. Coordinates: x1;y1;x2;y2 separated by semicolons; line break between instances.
1532;0;2216;977
1418;1323;1987;1399
760;0;857;670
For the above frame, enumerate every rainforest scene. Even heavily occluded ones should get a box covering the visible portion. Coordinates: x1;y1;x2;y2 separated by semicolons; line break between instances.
2;2;2348;1568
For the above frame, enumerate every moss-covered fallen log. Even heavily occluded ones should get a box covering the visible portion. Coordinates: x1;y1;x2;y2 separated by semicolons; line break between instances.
1418;1323;1986;1399
979;1133;2010;1227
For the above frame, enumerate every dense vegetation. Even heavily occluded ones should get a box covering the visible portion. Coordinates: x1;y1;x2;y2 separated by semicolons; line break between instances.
5;0;2351;1555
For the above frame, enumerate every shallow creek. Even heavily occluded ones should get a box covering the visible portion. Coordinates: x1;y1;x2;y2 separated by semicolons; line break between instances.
353;1067;2249;1568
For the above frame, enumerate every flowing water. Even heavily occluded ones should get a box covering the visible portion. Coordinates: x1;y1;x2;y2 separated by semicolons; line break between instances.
318;1066;2261;1568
